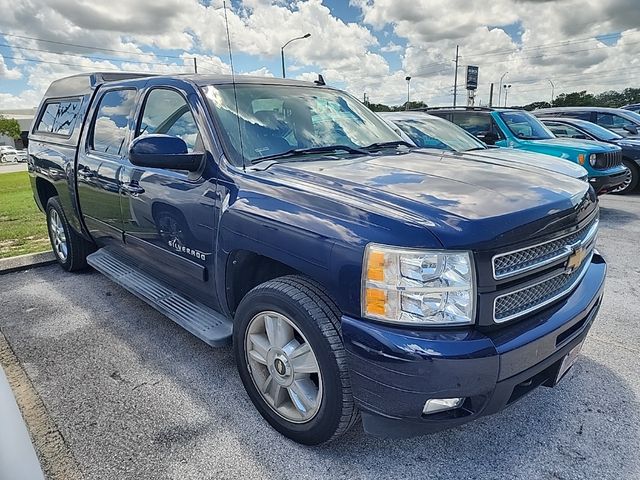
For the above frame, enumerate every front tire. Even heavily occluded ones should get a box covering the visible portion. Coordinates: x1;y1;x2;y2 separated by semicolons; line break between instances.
612;160;639;194
46;197;94;271
233;275;358;445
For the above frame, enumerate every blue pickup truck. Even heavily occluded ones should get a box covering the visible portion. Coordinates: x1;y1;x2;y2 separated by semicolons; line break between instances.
29;73;606;445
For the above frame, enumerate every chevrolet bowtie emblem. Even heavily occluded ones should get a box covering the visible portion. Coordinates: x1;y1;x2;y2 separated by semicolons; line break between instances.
566;246;586;273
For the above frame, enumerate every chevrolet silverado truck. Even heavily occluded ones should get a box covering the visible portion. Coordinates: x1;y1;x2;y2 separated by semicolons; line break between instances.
29;72;606;445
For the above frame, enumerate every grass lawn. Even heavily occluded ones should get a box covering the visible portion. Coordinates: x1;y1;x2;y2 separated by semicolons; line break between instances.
0;171;50;258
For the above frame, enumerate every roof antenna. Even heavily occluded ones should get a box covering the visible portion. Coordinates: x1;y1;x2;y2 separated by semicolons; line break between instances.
314;74;326;86
223;0;246;172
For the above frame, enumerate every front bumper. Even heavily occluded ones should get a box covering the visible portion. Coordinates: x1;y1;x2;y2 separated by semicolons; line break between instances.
342;253;606;438
589;170;628;194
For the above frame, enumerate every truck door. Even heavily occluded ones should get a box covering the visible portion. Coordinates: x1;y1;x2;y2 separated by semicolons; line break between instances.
120;83;219;309
76;87;137;246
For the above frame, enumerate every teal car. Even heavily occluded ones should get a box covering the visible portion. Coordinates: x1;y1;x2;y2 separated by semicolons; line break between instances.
427;107;628;195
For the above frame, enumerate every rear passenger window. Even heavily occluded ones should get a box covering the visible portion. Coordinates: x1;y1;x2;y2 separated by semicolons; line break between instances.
91;89;136;155
35;99;81;136
451;112;502;138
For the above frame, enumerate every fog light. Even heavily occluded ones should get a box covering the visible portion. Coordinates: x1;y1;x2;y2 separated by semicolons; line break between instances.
423;397;465;415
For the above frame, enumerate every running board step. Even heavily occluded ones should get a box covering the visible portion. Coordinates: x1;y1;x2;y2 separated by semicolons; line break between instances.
87;248;232;347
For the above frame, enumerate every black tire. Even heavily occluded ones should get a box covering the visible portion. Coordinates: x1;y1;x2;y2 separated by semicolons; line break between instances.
613;160;639;194
233;275;358;445
46;197;94;271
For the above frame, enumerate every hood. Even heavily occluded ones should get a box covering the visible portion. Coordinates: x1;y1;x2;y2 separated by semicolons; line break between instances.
263;149;595;249
469;148;587;179
524;137;620;153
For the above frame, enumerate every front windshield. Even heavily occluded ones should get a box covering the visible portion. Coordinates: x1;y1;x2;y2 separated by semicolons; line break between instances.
623;110;640;124
202;84;401;165
574;120;622;141
499;111;554;140
393;116;486;152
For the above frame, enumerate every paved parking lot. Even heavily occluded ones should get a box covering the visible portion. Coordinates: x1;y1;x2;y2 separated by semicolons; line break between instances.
1;194;639;480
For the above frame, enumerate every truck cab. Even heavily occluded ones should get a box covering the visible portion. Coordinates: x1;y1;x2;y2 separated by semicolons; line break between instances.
29;73;606;445
426;107;627;195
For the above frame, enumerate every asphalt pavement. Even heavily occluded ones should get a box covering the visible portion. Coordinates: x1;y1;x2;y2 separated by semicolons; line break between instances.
0;193;639;480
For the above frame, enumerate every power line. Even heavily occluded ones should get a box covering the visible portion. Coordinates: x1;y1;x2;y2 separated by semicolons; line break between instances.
0;42;185;67
0;53;189;72
0;31;185;59
468;32;627;59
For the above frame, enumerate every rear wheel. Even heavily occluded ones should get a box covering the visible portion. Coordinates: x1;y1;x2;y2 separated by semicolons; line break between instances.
46;197;94;271
233;275;358;445
612;160;639;194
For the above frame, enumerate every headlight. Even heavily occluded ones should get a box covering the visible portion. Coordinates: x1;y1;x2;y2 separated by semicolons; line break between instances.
589;153;597;167
362;244;475;326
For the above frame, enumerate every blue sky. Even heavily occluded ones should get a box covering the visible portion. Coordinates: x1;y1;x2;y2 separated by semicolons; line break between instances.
0;0;637;109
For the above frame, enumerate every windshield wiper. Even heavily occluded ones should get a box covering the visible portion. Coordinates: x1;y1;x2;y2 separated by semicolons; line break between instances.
251;145;368;164
364;140;414;151
464;147;487;151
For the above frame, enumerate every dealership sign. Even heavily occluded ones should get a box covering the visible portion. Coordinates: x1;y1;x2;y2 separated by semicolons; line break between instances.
466;66;479;90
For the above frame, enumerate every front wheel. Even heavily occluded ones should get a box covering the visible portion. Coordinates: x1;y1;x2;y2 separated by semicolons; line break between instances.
612;160;639;194
233;276;358;445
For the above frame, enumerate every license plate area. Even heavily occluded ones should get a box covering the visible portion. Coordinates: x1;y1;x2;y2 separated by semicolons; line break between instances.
554;340;585;385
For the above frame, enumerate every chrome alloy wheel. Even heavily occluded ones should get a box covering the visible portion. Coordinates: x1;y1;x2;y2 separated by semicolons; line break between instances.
245;311;322;423
48;209;68;262
611;168;633;193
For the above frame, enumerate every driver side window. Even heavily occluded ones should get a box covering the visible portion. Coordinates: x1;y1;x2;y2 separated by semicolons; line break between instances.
137;89;201;152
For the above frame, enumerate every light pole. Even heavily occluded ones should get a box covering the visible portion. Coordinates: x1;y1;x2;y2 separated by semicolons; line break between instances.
547;79;555;106
405;76;412;110
498;71;508;108
503;84;512;107
281;33;311;78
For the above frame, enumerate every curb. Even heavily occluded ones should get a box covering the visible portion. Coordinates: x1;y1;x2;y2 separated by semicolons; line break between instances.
0;366;45;480
0;251;56;275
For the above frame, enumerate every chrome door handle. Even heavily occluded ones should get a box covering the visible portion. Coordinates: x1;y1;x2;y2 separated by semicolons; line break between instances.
77;166;95;178
121;182;145;195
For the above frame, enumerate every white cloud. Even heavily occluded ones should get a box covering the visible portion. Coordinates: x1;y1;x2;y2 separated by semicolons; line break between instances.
0;0;639;108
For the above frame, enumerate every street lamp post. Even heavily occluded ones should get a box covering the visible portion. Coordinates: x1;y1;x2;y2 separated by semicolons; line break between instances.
547;79;555;106
405;76;412;110
281;33;311;78
503;84;512;107
498;71;508;108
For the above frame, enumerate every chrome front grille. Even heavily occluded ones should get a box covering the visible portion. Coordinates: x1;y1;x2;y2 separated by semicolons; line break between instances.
494;251;593;323
492;217;598;280
595;151;622;169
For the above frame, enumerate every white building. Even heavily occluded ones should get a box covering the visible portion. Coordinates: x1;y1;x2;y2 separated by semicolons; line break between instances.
0;107;37;149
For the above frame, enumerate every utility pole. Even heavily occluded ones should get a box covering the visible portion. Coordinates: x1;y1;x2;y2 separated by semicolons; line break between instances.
547;79;555;106
489;83;494;107
193;57;198;74
405;76;411;110
453;45;459;107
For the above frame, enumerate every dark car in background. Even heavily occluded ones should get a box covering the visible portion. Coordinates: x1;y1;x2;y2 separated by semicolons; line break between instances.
541;117;640;193
622;104;640;114
534;107;640;138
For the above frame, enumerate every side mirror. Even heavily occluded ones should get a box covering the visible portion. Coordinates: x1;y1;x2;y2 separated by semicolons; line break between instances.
477;131;498;145
129;134;202;172
623;125;638;135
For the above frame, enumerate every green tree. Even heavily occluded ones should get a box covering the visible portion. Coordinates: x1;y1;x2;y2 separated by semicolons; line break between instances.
0;116;21;139
552;91;596;107
522;101;551;111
